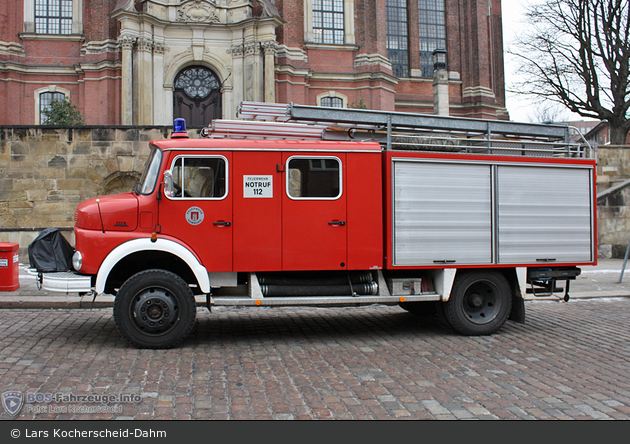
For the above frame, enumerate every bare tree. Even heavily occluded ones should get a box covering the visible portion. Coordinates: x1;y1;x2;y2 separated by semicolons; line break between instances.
528;102;571;123
509;0;629;144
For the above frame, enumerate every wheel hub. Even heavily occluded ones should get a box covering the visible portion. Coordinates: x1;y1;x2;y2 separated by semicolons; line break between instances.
469;293;484;308
131;288;178;334
463;282;500;324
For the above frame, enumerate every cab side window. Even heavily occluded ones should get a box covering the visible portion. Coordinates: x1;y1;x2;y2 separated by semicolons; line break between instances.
287;157;342;199
171;156;227;199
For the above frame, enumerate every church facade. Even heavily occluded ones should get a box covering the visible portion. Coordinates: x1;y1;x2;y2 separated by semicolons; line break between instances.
0;0;508;127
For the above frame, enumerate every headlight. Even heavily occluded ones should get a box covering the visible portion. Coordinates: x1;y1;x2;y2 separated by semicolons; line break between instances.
72;251;83;271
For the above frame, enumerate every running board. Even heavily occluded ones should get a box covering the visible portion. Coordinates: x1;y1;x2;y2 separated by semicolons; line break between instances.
210;294;441;306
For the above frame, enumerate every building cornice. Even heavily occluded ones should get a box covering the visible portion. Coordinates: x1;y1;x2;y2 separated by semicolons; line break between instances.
353;53;392;70
81;40;120;55
18;33;85;42
275;45;308;62
111;2;283;29
0;60;121;77
0;41;26;57
304;43;360;51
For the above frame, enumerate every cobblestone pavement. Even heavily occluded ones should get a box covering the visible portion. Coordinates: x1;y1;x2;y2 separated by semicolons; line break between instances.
1;298;630;420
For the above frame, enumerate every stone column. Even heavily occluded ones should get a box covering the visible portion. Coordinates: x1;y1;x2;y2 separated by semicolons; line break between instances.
244;42;263;102
261;41;277;103
152;42;166;125
135;37;154;125
118;36;136;125
228;45;245;111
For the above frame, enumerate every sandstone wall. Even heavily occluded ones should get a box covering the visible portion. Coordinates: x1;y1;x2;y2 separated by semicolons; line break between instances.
0;126;172;261
596;145;630;258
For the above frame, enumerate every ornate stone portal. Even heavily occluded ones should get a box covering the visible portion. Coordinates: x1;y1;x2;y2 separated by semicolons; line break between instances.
173;65;222;126
112;0;281;126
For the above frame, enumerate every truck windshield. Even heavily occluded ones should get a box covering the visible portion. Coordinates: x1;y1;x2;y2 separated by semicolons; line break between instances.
136;147;163;195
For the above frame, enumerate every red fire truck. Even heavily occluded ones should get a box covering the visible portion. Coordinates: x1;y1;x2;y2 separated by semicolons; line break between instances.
41;102;597;348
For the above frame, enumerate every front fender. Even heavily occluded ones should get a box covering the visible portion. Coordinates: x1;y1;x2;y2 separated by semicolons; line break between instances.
95;238;210;294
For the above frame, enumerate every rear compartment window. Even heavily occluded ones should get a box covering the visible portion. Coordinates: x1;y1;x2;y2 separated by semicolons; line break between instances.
287;157;342;199
170;156;227;199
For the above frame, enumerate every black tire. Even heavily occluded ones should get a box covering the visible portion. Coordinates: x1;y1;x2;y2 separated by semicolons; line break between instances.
114;269;196;349
442;271;512;336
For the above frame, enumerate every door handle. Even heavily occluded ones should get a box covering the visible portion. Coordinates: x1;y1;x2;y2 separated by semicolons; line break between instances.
213;221;232;227
328;221;346;226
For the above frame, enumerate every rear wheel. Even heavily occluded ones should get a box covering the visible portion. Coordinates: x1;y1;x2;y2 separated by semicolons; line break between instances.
442;271;512;335
114;269;196;349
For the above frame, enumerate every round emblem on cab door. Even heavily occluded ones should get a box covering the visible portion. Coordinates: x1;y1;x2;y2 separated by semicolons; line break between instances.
185;207;204;225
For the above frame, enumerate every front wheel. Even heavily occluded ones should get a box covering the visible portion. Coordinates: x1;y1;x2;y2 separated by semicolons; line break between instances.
114;269;196;349
442;271;512;336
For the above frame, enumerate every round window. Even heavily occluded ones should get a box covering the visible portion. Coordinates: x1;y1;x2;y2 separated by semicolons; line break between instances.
174;66;220;100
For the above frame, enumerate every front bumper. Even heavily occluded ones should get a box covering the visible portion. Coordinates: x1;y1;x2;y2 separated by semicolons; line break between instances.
41;271;93;293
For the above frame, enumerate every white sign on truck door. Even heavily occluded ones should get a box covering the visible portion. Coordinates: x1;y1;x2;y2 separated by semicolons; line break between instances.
243;175;273;198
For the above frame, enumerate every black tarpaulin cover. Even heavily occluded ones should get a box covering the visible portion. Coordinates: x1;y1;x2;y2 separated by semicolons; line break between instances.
28;228;74;272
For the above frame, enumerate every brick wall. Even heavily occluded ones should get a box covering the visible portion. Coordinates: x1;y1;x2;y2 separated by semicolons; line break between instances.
0;125;172;261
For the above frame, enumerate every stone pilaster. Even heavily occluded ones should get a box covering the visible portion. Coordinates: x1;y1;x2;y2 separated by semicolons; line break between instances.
135;37;154;125
118;36;136;125
261;41;277;103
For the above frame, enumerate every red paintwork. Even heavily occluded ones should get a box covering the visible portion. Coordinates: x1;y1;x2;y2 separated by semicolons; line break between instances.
74;229;147;275
346;152;383;270
281;152;348;271
76;193;139;232
159;151;234;272
151;138;383;152
232;151;283;271
73;137;596;279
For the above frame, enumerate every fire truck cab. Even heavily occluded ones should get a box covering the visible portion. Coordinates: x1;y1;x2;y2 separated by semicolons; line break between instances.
43;103;597;349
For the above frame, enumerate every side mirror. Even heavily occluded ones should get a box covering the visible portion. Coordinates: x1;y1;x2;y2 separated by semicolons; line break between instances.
164;170;174;198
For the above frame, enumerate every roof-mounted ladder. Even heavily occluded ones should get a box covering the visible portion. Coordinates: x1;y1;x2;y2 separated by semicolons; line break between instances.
200;102;590;158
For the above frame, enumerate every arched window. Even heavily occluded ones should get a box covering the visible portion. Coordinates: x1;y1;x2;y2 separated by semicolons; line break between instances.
321;97;344;108
317;91;348;108
39;91;65;124
173;66;222;127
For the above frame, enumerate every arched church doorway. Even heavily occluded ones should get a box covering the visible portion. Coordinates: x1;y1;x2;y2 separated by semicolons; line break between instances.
173;66;222;127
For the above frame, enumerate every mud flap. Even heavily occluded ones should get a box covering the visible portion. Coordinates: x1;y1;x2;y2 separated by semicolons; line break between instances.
509;294;526;324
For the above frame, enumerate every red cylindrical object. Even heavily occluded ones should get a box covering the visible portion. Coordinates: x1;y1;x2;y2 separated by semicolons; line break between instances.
0;243;20;291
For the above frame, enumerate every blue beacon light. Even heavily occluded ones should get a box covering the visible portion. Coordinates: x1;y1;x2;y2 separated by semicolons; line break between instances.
171;118;189;138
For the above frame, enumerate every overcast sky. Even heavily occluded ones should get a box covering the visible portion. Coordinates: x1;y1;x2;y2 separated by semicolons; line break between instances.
501;0;544;122
500;0;595;124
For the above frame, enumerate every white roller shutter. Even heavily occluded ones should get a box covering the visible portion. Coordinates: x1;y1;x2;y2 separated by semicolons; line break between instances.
497;165;593;263
392;160;492;266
